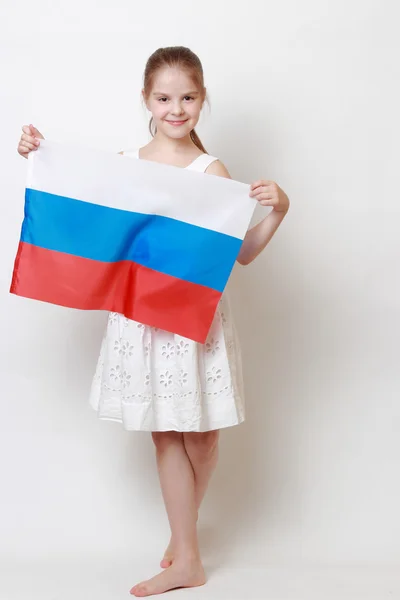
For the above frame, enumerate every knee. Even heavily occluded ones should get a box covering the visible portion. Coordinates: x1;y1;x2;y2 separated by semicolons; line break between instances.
151;431;183;452
183;430;219;462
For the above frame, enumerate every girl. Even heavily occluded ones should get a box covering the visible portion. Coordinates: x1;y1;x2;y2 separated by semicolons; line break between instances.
17;46;290;597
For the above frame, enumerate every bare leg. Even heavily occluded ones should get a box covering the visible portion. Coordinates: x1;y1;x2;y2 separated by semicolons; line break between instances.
161;430;220;568
130;431;206;597
185;430;220;507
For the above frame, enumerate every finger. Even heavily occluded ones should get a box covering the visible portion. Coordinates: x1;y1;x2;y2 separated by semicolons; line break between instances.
18;142;36;154
250;180;274;190
254;192;274;201
22;139;37;150
249;185;273;197
29;124;44;139
22;125;32;135
18;144;31;154
256;192;275;200
250;180;265;189
21;133;39;145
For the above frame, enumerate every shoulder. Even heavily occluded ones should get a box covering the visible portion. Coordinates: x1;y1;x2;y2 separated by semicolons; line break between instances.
205;158;232;179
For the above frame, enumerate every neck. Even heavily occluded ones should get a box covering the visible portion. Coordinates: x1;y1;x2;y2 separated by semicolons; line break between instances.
150;131;198;154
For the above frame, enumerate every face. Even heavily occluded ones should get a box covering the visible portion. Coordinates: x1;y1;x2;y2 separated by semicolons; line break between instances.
143;66;205;140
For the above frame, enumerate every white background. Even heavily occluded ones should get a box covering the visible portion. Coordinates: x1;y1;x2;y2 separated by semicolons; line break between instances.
1;0;399;597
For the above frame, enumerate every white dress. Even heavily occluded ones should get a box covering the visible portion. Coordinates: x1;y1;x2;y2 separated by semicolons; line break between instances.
88;149;245;432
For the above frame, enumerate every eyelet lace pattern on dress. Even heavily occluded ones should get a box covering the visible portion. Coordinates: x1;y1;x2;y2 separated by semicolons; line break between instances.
89;289;245;432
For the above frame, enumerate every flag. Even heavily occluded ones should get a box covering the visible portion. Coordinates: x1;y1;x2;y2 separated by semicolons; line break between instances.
10;139;256;343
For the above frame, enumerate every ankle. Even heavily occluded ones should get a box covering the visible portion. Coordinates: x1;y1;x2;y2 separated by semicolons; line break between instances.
173;548;202;565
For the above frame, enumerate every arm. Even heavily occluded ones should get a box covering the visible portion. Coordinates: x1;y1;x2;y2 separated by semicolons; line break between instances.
236;208;288;265
204;160;290;266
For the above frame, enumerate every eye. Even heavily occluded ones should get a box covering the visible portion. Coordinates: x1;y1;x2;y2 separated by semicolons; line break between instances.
158;97;168;102
183;96;194;101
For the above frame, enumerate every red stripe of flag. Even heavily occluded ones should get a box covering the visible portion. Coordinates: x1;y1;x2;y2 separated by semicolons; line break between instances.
10;242;221;343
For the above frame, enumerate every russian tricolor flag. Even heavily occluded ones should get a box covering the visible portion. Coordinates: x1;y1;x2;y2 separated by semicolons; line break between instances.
10;140;256;343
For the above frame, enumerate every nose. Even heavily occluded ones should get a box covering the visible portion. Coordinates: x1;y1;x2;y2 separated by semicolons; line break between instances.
171;102;184;116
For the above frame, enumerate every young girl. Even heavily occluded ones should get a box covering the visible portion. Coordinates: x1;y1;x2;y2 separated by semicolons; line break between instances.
17;46;290;597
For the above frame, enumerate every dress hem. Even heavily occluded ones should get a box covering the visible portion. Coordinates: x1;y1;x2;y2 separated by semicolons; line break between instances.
90;411;245;433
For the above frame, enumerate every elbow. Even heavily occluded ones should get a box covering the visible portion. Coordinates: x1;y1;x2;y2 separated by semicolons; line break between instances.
236;255;250;266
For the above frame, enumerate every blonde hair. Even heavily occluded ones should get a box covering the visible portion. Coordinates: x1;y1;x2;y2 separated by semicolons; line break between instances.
143;46;208;153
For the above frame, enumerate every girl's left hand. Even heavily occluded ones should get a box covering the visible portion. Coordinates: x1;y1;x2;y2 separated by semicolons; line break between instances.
249;179;290;213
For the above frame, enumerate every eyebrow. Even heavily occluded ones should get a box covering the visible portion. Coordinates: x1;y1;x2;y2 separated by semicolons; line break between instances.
152;91;200;96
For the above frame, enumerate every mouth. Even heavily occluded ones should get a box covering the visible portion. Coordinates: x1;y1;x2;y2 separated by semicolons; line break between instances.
165;120;188;126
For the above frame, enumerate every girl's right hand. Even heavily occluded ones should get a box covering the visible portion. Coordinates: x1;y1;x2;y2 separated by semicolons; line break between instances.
17;124;44;159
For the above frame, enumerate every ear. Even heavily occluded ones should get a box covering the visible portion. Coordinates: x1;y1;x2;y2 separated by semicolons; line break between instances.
202;86;207;106
142;89;150;110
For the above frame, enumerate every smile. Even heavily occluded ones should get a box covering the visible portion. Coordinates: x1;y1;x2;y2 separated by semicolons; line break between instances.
165;120;188;126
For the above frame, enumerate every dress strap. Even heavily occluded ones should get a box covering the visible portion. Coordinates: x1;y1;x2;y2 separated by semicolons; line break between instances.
188;154;219;173
121;149;139;158
121;149;219;174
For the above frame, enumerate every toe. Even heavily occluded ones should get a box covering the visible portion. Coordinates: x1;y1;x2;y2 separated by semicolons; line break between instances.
130;583;145;597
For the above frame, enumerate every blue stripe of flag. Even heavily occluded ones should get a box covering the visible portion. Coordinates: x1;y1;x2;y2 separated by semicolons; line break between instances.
21;188;242;293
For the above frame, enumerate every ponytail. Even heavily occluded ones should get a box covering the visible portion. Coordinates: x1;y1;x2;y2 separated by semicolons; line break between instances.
190;129;207;153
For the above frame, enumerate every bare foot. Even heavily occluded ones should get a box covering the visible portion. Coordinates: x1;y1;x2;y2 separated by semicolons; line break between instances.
160;513;199;568
130;559;206;597
160;538;173;568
